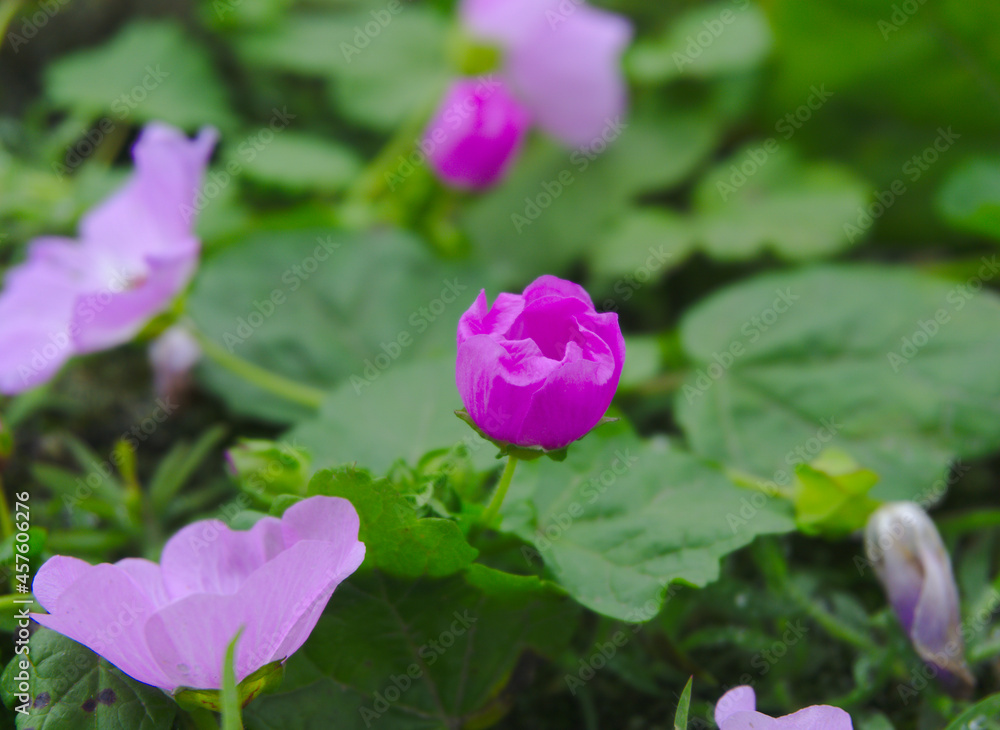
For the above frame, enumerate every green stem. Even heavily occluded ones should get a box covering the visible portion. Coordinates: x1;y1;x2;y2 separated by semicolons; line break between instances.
343;99;438;206
189;326;324;410
480;456;518;527
0;1;24;44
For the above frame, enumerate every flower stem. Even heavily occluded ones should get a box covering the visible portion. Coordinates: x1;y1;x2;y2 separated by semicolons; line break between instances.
480;455;518;527
189;326;325;410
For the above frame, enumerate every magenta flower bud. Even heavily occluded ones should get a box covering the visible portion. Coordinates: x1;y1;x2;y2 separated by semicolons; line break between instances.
865;502;975;696
32;496;365;692
424;76;531;190
0;122;216;395
456;275;625;451
148;325;202;400
461;0;632;147
715;685;853;729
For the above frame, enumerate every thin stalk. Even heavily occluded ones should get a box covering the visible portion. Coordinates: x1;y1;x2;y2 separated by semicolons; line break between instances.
480;456;518;527
189;326;324;410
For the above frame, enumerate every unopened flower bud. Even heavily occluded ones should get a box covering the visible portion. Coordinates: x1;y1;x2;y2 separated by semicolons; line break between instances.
148;325;202;400
864;501;974;697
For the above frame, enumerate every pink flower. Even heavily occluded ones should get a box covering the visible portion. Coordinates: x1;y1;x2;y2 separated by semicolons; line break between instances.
423;0;631;189
425;77;531;190
461;0;632;146
715;686;853;729
456;275;625;450
0;123;216;395
32;496;365;692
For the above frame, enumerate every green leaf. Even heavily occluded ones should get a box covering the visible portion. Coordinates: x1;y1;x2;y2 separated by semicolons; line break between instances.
289;357;497;474
792;450;880;536
589;208;695;280
243;570;575;730
628;2;773;83
44;20;236;131
673;677;693;729
238;8;451;131
693;147;870;260
0;627;176;730
942;693;1000;730
463;96;722;285
226;438;312;506
307;466;477;578
676;265;1000;502
937;158;1000;240
500;430;794;621
188;228;477;423
148;425;229;514
235;132;362;193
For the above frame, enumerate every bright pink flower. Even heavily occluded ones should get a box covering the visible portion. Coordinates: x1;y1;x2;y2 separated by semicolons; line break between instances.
456;275;625;450
423;0;631;189
32;496;365;692
715;686;853;730
425;77;531;190
0;123;216;395
461;0;632;147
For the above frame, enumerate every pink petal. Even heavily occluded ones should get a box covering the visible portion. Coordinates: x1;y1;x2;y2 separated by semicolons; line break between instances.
145;539;364;689
518;341;617;449
116;558;171;610
280;495;361;548
159;516;287;600
31;563;170;689
456;334;561;443
716;686;757;726
723;711;780;730
774;705;854;730
506;6;632;147
32;555;91;610
424;77;531;190
460;0;558;46
522;274;595;307
456;290;525;346
0;239;83;394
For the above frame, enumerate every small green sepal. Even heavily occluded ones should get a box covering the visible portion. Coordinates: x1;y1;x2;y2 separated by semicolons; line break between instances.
173;660;285;713
454;410;618;462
